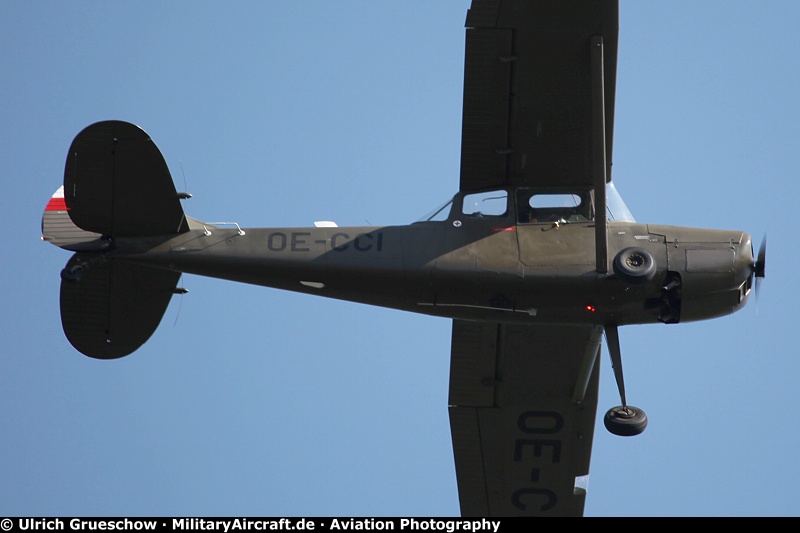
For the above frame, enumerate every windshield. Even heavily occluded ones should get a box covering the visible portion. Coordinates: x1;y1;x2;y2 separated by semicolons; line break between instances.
416;197;454;222
606;182;635;222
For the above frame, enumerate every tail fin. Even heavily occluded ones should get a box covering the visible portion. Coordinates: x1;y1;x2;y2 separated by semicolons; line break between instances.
43;120;189;249
45;121;188;358
64;120;189;237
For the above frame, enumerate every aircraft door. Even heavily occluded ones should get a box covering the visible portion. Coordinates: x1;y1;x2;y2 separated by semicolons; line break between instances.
433;190;521;308
515;190;595;268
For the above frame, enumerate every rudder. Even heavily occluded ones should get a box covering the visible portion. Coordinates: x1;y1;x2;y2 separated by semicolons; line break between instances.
63;120;189;237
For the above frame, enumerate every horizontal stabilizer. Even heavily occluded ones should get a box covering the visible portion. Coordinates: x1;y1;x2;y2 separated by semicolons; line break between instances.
60;254;180;359
64;120;189;237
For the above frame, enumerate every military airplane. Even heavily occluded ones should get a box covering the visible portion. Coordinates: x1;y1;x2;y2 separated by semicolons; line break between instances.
42;0;765;517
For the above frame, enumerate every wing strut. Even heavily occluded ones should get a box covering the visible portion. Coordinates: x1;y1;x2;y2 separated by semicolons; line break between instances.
591;35;609;274
604;324;627;406
571;325;603;404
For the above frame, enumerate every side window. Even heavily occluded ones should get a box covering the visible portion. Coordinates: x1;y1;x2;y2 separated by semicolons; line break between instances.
529;193;582;209
461;190;508;217
517;190;590;224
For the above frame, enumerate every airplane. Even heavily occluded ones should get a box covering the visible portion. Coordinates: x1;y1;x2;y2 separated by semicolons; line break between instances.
41;0;765;517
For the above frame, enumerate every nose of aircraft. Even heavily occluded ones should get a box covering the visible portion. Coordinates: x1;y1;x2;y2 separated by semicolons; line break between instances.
753;235;767;280
736;232;766;307
751;234;767;300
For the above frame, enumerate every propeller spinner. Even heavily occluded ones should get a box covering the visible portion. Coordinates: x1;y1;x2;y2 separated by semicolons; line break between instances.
754;235;766;279
753;235;767;301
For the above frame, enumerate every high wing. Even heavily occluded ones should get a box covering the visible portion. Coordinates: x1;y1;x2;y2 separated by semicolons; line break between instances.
450;0;618;516
459;0;618;191
449;321;602;516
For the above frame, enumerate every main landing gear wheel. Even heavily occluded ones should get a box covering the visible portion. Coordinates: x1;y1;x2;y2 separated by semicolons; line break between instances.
613;247;656;285
603;325;647;437
604;405;648;437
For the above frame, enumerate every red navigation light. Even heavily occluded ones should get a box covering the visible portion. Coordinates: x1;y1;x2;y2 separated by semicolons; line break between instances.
585;304;596;313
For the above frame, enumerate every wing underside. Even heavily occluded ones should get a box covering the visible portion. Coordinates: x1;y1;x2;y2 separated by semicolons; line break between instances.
460;0;618;191
448;320;602;516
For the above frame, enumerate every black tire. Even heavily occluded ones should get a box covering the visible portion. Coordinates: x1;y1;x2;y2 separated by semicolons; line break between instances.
613;247;656;285
60;266;83;283
604;405;648;437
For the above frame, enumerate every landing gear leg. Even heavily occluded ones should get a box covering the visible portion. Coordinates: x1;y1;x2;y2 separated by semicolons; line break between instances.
603;324;647;436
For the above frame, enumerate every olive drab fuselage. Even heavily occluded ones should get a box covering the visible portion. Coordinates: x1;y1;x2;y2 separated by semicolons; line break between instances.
119;189;754;330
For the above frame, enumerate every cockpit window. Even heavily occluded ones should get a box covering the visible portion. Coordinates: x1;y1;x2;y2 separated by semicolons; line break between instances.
529;193;582;209
606;181;636;222
462;190;508;217
517;190;591;224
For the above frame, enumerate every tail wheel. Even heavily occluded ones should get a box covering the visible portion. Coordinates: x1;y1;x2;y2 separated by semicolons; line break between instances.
613;247;656;285
60;265;84;283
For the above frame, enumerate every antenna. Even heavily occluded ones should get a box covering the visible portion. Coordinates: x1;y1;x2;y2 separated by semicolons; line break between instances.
172;275;188;327
177;160;192;200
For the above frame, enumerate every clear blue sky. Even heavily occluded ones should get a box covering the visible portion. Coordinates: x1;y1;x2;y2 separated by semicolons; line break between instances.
2;1;798;517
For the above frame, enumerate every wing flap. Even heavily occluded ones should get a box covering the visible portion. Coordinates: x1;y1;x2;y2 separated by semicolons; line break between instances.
459;28;513;192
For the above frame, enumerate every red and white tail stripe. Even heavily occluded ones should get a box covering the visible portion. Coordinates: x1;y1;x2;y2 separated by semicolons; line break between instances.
45;185;70;212
41;185;106;251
